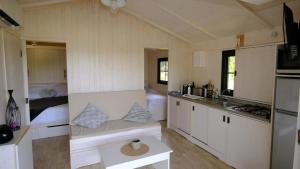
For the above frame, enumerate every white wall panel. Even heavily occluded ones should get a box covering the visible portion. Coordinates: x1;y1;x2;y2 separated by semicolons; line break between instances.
27;47;66;84
4;31;26;125
0;29;6;124
22;0;192;94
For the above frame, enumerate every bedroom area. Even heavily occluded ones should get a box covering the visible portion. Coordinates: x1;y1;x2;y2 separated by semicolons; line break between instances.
144;48;168;122
26;41;69;140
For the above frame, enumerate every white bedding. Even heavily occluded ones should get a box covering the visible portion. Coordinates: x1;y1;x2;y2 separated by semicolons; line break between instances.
31;104;69;125
146;89;167;121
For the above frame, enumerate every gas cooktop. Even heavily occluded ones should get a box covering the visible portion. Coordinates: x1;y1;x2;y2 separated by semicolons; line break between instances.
229;104;271;120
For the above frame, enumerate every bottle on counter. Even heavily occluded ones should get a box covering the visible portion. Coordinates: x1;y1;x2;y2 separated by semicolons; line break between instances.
187;85;191;95
191;82;195;94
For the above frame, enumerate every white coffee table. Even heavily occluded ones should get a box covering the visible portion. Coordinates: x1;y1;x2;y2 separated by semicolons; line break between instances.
99;136;173;169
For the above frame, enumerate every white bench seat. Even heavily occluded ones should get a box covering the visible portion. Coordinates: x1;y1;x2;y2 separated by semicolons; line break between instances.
70;120;161;169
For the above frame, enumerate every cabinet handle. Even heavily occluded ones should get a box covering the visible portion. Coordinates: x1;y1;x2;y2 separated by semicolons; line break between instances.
223;115;226;122
176;101;180;106
227;117;230;124
192;106;195;111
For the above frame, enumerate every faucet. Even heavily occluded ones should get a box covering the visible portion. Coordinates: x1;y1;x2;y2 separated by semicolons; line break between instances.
221;89;231;96
218;89;231;102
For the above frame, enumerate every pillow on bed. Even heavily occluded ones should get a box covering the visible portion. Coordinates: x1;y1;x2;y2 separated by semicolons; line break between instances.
72;103;109;128
39;89;57;98
123;103;152;123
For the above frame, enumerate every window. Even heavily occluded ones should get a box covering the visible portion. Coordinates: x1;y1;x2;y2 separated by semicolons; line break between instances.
157;58;168;85
221;50;236;96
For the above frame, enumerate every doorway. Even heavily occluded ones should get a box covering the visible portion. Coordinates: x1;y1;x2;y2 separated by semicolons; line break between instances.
25;41;69;140
144;48;168;121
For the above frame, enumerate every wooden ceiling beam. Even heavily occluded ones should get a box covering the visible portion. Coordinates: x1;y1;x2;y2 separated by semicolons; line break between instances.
235;0;274;29
122;8;194;44
151;0;218;39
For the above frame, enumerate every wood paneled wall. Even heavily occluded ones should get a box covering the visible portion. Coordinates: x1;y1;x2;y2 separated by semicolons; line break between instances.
27;47;66;84
22;0;192;94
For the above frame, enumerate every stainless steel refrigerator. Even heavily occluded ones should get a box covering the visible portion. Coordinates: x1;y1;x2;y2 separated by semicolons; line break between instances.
272;77;299;169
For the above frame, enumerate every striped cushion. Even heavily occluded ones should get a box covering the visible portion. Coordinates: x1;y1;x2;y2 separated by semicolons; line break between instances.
123;103;152;123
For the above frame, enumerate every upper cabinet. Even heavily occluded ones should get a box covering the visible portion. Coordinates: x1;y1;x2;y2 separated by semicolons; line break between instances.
234;45;276;103
0;0;22;25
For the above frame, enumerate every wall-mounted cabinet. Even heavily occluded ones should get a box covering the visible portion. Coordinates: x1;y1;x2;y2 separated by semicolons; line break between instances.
193;51;206;67
234;45;276;103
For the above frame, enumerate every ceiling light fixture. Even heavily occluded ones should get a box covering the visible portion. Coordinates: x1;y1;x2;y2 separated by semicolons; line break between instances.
101;0;127;14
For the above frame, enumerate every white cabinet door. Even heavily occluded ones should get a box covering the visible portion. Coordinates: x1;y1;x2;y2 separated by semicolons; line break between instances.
293;91;300;169
235;45;276;103
177;99;191;134
227;114;271;169
191;104;208;144
207;108;227;154
168;96;178;129
16;128;33;169
0;145;17;169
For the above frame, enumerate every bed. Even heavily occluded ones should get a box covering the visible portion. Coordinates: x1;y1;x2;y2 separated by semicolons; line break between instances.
146;88;167;121
29;83;69;140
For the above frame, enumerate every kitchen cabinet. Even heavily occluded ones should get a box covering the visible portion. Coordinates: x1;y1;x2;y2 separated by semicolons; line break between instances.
168;96;179;129
207;107;228;154
234;45;276;103
226;114;271;169
177;99;191;134
168;96;271;169
191;103;208;144
0;127;33;169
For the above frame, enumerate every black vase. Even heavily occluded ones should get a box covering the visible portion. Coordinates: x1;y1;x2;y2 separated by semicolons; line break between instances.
5;90;21;131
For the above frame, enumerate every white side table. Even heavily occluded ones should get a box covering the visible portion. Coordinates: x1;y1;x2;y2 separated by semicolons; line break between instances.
99;136;173;169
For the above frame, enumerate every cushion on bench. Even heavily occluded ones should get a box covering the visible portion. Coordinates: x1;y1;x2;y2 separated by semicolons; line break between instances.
70;119;160;140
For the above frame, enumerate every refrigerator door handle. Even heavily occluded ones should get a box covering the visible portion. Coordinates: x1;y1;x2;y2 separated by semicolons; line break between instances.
276;108;298;117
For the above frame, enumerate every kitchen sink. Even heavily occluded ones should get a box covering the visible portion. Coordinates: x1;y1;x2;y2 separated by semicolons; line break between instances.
182;94;204;100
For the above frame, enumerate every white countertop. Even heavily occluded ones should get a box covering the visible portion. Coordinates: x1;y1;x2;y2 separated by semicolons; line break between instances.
0;126;30;146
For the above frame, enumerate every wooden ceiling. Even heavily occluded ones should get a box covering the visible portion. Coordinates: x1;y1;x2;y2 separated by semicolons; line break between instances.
18;0;300;44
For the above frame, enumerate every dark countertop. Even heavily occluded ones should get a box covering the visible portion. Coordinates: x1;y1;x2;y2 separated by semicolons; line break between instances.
168;92;271;123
